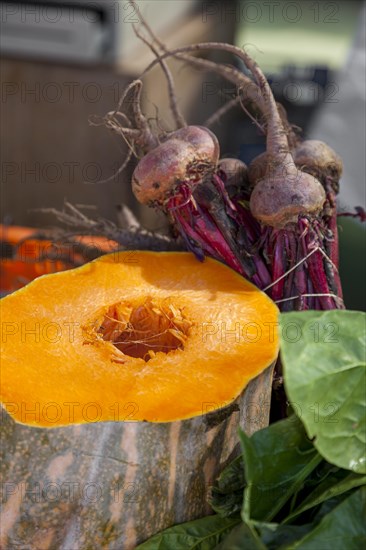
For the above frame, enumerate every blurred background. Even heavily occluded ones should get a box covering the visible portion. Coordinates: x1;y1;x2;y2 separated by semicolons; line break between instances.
1;0;365;308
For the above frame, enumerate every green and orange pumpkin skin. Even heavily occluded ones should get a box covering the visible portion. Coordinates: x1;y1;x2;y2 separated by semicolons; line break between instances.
0;224;118;292
0;251;278;548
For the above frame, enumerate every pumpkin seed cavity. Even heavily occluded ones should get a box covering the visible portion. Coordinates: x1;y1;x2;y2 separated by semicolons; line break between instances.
94;296;192;362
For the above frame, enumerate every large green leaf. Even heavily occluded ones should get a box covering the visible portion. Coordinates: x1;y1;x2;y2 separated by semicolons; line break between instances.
214;522;266;550
280;310;366;473
286;487;366;549
135;515;240;550
257;522;314;549
239;416;321;522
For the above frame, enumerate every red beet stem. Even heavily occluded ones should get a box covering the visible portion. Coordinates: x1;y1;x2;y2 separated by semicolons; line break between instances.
234;203;272;288
271;232;287;302
305;233;337;310
294;247;308;310
325;196;344;302
212;173;237;213
169;195;247;276
172;206;216;261
307;276;315;310
281;232;297;311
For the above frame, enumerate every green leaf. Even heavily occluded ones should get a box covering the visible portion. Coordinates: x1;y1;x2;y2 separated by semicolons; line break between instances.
285;487;366;549
135;515;240;550
257;522;314;549
212;455;245;494
214;522;266;550
284;471;366;523
239;416;321;522
280;310;366;473
311;494;348;522
209;455;245;517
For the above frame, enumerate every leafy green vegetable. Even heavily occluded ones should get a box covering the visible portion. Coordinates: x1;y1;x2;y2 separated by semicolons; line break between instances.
214;522;266;549
257;522;315;549
209;488;244;519
239;416;321;522
280;310;366;473
139;310;366;550
211;455;245;494
286;487;366;549
135;515;240;550
284;470;366;523
209;455;245;517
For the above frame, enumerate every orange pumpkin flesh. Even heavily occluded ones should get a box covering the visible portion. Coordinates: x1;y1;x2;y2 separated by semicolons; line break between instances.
0;251;279;427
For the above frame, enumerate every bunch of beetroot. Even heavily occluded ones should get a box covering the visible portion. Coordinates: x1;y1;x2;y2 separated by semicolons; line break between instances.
99;28;347;312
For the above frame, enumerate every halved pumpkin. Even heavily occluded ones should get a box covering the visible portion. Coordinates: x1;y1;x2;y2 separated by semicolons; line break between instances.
0;251;279;427
0;251;278;547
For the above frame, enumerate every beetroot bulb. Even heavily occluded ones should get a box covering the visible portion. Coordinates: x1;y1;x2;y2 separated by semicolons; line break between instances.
132;126;220;205
245;68;326;228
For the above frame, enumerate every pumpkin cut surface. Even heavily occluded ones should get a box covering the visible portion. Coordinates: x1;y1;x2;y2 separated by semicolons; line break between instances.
0;251;279;427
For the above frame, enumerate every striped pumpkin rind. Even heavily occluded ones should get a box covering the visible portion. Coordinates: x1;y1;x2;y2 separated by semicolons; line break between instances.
0;364;273;549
